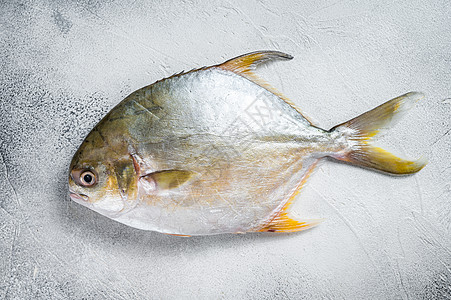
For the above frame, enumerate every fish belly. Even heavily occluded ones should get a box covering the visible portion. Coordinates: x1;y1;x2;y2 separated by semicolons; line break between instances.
117;144;320;235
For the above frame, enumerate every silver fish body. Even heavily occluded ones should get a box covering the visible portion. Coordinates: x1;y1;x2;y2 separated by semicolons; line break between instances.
68;51;426;236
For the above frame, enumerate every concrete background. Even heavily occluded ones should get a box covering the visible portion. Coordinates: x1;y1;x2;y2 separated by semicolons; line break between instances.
1;0;450;299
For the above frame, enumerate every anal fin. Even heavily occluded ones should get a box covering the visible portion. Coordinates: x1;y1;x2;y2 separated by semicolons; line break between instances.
257;160;323;233
258;212;323;233
164;233;191;237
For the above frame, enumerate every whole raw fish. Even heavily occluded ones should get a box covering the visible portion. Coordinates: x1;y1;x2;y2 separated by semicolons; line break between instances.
68;51;426;236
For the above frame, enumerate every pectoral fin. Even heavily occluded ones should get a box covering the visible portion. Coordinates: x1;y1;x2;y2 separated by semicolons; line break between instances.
141;170;195;190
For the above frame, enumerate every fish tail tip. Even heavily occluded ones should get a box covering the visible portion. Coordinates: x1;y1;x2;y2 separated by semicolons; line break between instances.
396;156;428;175
344;147;427;175
413;155;428;171
284;53;294;60
404;91;425;102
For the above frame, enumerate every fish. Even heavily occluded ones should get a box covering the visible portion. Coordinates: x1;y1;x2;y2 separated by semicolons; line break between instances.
68;51;426;236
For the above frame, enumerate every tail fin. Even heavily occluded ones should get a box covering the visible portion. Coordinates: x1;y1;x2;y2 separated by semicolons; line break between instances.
329;92;427;175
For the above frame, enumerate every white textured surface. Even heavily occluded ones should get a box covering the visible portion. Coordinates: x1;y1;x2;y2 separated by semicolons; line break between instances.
0;0;450;299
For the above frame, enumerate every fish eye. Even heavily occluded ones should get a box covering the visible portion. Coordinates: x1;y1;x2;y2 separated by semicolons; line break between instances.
79;170;97;187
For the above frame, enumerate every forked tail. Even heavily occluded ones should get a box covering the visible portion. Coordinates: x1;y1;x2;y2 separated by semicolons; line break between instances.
329;92;427;174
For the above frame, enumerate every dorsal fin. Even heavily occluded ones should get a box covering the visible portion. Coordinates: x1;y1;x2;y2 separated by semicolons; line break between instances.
217;51;314;125
218;51;293;74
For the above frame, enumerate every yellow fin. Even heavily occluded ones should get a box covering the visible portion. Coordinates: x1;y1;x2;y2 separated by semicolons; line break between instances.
218;50;293;74
281;160;319;213
257;160;322;233
164;233;191;237
258;213;323;233
330;92;427;175
217;51;314;125
143;170;195;190
346;146;427;174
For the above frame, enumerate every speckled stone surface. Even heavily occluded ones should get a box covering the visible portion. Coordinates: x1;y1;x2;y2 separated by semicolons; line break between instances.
0;1;450;299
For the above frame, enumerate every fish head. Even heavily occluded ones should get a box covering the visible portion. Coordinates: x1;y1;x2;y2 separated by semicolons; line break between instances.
68;132;138;218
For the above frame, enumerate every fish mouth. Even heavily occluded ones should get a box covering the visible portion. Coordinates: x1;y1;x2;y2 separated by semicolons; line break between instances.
68;189;133;218
69;190;89;202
